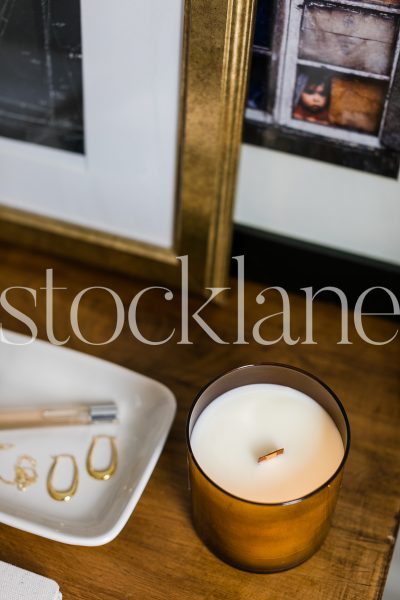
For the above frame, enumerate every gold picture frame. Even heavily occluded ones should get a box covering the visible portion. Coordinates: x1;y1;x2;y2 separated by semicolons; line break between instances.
0;0;255;294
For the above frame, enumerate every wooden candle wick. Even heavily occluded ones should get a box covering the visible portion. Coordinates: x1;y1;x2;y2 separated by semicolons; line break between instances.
257;448;284;463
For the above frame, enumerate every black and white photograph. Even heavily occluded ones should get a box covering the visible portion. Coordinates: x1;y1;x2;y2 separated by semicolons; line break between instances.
0;0;84;153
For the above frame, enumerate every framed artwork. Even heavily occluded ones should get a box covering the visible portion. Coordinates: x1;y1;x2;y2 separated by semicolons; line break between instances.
244;0;400;177
0;0;255;293
0;1;83;154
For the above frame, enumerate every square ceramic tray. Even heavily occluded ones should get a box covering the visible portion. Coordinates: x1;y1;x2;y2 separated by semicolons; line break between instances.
0;330;176;546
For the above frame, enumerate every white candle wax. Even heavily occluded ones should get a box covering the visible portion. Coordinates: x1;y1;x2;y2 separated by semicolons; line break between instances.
190;384;344;503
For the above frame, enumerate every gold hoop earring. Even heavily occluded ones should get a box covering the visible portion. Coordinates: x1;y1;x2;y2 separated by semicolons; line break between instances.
47;454;79;502
87;435;118;481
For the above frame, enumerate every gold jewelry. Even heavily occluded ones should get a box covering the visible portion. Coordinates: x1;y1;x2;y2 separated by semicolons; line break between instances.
0;443;14;450
87;435;118;481
47;454;79;502
14;456;38;491
0;454;38;492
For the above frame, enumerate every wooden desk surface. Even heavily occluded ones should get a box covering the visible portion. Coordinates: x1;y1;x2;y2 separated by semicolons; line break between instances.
0;243;399;600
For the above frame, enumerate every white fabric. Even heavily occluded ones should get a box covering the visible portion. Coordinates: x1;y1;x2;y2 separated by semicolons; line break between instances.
0;561;61;600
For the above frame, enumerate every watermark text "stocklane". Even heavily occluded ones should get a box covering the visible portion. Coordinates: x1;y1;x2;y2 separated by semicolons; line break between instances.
0;257;398;346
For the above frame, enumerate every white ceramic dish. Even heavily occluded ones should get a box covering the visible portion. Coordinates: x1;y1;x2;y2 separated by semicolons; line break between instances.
0;330;176;546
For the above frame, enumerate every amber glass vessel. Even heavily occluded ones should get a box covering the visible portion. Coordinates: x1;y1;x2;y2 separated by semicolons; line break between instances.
186;364;351;572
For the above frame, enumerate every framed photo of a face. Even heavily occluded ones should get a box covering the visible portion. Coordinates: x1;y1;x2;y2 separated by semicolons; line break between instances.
0;0;255;293
244;0;400;178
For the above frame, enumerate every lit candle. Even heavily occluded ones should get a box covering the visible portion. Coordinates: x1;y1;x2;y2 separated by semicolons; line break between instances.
186;364;350;572
190;384;344;503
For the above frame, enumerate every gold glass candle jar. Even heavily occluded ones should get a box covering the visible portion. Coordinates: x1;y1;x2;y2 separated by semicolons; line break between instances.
186;364;351;572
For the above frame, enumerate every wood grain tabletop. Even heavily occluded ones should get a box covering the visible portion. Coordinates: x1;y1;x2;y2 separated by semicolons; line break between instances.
0;242;398;600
